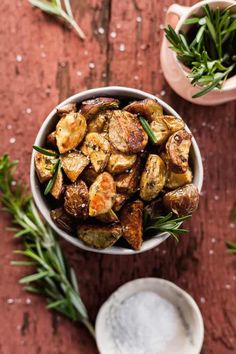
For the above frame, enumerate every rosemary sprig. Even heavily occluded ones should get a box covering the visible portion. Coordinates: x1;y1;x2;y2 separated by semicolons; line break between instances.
165;4;236;98
33;145;59;157
226;241;236;254
0;154;95;338
29;0;86;40
139;116;157;144
144;211;191;242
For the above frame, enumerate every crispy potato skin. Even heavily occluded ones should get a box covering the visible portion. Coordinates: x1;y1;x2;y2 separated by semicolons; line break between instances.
88;110;113;133
81;132;110;173
57;103;77;116
107;147;137;174
124;99;163;122
96;209;119;223
80;164;99;186
166;129;192;173
46;131;57;147
120;200;144;251
113;194;128;212
34;152;55;183
89;172;116;216
61;151;89;182
78;223;122;249
150;115;185;145
140;155;166;201
109;110;148;154
162;115;185;132
163;183;199;216
64;180;89;219
51;169;64;199
80;97;119;121
115;158;141;195
165;168;193;189
50;208;75;233
56;113;87;154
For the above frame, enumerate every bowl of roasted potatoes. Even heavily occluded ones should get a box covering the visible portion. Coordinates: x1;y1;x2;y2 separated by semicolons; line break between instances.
31;86;203;255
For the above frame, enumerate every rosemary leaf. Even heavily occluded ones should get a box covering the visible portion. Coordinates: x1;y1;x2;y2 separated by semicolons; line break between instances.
33;145;59;157
139;116;157;144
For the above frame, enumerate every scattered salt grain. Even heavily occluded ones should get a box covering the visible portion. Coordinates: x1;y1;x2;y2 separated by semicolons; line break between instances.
214;195;219;201
16;55;23;62
159;24;165;29
98;27;105;34
109;292;186;354
7;298;14;304
134;75;139;81
119;44;126;52
88;62;96;69
211;238;216;243
136;16;142;23
81;203;86;208
9;137;16;144
26;107;32;114
25;298;32;305
229;223;235;229
84;50;88;55
116;23;121;29
225;284;231;290
200;297;205;304
7;124;12;130
77;71;82;76
209;249;214;255
201;122;206;127
11;180;17;186
162;249;167;255
160;90;166;96
41;52;46;58
110;31;117;38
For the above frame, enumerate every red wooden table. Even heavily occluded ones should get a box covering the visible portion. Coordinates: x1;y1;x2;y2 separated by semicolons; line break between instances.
0;1;236;353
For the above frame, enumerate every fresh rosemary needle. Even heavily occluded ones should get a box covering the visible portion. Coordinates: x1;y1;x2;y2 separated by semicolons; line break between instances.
0;154;95;338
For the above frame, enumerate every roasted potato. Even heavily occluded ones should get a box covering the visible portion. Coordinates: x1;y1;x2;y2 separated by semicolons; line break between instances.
46;131;57;147
81;132;110;173
80;164;99;186
115;158;141;195
50;208;75;233
57;103;77;116
80;97;119;121
107;147;137;174
120;200;144;251
61;151;90;182
34;151;55;183
166;129;192;174
150;118;170;145
162;115;185;132
89;172;116;216
56;113;87;154
51;169;64;199
78;223;122;249
64;180;89;219
112;193;128;212
140;155;166;201
109;110;148;154
124;99;163;122
96;209;119;223
165;168;193;189
88;110;113;133
163;183;199;216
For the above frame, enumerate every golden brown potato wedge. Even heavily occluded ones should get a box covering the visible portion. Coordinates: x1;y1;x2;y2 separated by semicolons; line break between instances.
78;223;122;249
113;194;128;212
115;158;141;195
89;172;116;216
150;118;170;145
96;209;119;223
81;132;110;173
46;131;57;147
50;208;75;233
165;168;193;189
56;113;87;154
61;151;90;182
34;151;55;183
80;164;99;186
124;99;163;122
120;200;144;251
166;129;192;174
162;115;185;133
57;103;77;116
88;110;113;133
80;97;119;121
109;110;148;154
140;155;166;201
163;183;199;216
107;148;137;174
64;180;89;219
51;169;64;199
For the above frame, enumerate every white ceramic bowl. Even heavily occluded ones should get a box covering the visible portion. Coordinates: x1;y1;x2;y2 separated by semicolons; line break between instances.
30;86;203;255
95;278;204;354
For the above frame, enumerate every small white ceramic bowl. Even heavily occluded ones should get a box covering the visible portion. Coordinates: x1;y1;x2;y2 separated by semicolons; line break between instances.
95;278;204;354
30;86;203;255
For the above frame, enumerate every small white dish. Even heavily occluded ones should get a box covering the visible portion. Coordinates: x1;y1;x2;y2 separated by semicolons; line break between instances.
96;278;204;354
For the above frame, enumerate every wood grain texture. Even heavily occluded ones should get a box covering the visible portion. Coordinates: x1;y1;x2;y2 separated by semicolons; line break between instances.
0;0;236;353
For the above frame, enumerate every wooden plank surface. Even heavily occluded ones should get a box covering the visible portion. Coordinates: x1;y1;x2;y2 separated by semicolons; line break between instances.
0;0;236;353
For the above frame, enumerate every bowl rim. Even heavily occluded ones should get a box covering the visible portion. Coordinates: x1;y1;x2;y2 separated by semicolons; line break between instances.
30;86;204;255
95;277;204;354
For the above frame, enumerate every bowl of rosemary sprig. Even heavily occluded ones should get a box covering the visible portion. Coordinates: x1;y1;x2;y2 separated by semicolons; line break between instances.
161;0;236;105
